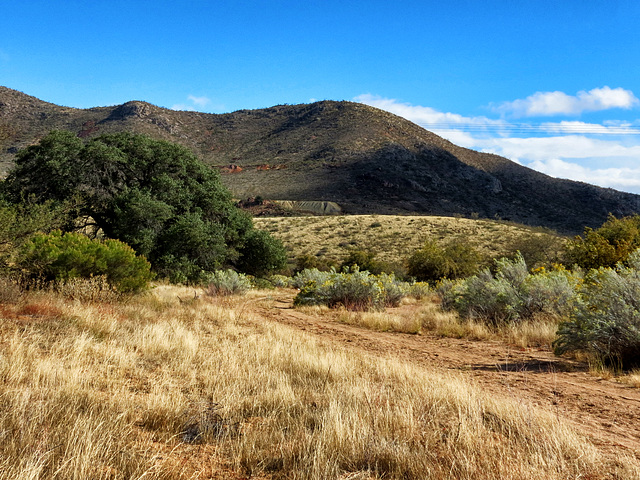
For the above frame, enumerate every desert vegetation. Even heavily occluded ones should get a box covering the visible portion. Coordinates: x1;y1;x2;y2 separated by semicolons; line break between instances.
1;126;640;477
254;214;565;274
2;131;286;284
0;282;637;479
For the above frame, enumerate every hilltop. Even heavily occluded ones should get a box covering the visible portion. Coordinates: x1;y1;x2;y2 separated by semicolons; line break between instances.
1;86;639;233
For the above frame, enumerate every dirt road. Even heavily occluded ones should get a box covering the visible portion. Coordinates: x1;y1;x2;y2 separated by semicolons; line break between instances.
252;291;640;463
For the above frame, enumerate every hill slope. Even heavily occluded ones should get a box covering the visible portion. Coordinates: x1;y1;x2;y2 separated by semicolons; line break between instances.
1;86;639;233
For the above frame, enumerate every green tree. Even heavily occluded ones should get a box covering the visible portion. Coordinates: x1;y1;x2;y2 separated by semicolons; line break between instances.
0;195;71;272
340;249;383;274
6;131;286;282
564;214;640;269
236;229;287;277
406;240;480;283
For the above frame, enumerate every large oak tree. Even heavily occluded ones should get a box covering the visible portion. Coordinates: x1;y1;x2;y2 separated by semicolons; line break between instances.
6;130;286;282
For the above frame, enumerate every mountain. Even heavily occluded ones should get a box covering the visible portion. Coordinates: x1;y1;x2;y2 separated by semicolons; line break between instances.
1;86;639;234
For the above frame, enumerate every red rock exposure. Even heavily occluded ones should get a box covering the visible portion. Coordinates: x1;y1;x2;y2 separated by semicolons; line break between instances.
220;164;243;173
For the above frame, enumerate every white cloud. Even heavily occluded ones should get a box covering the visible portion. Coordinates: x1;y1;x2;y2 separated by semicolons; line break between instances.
527;158;640;192
539;121;640;135
187;95;211;108
171;103;196;111
480;135;640;163
172;94;221;112
493;87;639;117
354;92;640;194
354;94;505;130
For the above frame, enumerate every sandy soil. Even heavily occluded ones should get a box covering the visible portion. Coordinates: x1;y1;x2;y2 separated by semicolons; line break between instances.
252;290;640;465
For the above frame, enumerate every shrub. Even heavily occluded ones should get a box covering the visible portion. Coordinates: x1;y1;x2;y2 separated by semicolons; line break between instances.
504;229;565;269
440;254;578;325
406;240;480;283
340;249;384;275
269;274;292;288
292;268;331;290
0;197;71;272
406;281;431;300
293;268;408;311
554;249;640;367
205;269;251;296
17;231;152;293
0;276;22;303
564;214;640;269
236;229;287;277
5;131;285;282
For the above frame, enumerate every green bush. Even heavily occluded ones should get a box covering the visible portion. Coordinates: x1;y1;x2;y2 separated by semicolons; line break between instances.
269;274;292;288
17;231;152;293
439;254;578;325
0;197;71;272
554;249;640;367
406;281;431;300
406;240;480;283
340;250;384;275
292;268;332;290
5;131;286;282
236;229;287;277
293;268;408;311
205;269;251;296
564;214;640;269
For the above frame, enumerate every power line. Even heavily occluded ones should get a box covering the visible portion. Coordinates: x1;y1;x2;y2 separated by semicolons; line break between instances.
414;122;640;136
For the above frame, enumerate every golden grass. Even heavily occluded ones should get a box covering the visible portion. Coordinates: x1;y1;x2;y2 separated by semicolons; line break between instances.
337;310;422;334
254;214;563;266
620;370;640;388
0;286;636;479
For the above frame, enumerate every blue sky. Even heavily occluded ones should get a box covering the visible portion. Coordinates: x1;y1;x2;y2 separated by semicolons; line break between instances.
2;1;640;192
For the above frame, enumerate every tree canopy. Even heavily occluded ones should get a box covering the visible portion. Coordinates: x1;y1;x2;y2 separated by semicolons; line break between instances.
564;214;640;270
5;130;286;282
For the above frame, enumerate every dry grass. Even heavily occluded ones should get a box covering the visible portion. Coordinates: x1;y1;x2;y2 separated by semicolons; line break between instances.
360;297;562;350
620;370;640;388
254;214;562;266
0;286;636;479
337;310;422;334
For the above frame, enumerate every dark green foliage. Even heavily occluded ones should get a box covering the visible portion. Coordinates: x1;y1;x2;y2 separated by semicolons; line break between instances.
554;251;640;368
17;231;152;293
0;195;71;271
340;250;383;274
236;229;287;277
5;131;285;282
406;240;480;283
294;254;335;273
564;214;640;270
504;229;565;269
340;249;406;278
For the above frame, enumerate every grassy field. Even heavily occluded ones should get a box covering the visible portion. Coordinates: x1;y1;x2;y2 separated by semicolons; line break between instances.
0;284;636;479
254;214;566;268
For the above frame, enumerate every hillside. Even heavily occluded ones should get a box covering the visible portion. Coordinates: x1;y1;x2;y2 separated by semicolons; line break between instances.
254;214;564;268
2;86;639;233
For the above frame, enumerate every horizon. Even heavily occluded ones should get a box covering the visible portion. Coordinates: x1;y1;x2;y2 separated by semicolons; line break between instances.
2;1;639;193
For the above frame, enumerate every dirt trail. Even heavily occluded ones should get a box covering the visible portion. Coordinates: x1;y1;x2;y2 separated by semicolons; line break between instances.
252;291;640;462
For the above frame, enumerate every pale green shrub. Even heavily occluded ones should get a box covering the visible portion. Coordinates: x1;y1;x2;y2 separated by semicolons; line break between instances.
205;269;251;296
269;274;292;288
440;253;578;325
406;281;431;300
293;268;408;311
292;268;332;290
555;249;640;367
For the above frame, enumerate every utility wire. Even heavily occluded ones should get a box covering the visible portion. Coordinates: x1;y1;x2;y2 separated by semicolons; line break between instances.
415;122;640;135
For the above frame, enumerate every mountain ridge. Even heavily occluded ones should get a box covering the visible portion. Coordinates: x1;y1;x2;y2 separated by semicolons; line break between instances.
1;86;638;234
